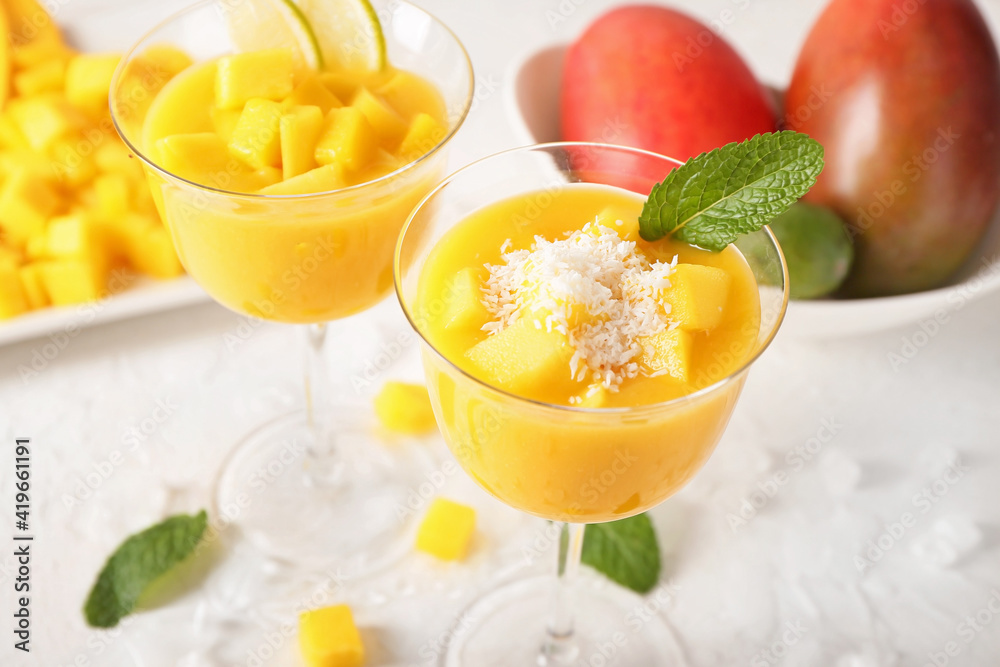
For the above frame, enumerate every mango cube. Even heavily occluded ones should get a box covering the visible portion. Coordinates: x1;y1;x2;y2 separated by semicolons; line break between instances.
314;107;377;172
228;98;283;169
128;226;183;279
260;163;346;196
280;105;324;180
283;75;342;115
11;32;71;70
19;264;49;309
374;381;437;434
662;264;731;331
14;58;67;97
137;45;193;79
318;72;359;102
416;498;476;561
351;87;407;149
298;605;364;667
0;170;62;245
9;97;78;151
50;138;98;188
210;106;242;143
638;328;693;382
215;48;294;110
44;214;105;270
155;133;272;193
0;114;29;149
39;259;105;305
374;70;445;122
0;263;29;319
93;173;131;220
94;141;143;180
465;315;574;394
595;205;640;241
398;112;446;162
439;267;489;330
65;54;121;115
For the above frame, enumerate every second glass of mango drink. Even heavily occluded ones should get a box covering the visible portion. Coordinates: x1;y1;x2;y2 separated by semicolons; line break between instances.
395;143;788;664
109;0;472;569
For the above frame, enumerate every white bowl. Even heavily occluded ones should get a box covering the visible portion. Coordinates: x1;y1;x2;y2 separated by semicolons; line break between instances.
504;43;1000;339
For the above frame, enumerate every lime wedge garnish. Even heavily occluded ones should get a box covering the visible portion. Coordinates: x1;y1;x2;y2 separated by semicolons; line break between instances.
225;0;386;72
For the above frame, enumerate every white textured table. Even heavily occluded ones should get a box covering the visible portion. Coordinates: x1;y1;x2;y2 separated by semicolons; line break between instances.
3;0;1000;665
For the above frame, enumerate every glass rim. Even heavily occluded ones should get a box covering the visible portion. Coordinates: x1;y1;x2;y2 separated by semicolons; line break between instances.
393;140;790;416
108;0;474;201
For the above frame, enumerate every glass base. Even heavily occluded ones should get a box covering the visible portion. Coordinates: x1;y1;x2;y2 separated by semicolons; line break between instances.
212;409;434;575
441;574;685;666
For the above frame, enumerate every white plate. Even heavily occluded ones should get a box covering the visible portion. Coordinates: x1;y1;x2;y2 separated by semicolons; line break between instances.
504;43;1000;338
0;0;209;347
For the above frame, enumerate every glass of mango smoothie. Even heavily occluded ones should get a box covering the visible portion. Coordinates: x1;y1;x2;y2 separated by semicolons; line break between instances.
395;143;788;664
109;0;472;569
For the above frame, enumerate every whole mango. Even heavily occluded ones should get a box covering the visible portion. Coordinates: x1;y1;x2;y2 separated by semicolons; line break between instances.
785;0;1000;296
561;5;777;172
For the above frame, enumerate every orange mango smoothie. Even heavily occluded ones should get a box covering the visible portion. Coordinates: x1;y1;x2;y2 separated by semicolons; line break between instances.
414;185;762;522
127;47;448;323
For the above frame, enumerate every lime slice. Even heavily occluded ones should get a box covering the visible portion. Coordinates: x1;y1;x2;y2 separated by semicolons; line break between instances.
295;0;386;71
225;0;324;71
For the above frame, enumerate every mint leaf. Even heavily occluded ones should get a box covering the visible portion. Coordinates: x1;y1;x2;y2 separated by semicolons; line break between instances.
84;510;208;628
639;131;824;251
582;513;660;593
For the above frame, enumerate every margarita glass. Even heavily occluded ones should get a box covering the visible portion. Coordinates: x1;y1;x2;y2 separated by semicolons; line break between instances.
395;143;788;664
110;0;472;571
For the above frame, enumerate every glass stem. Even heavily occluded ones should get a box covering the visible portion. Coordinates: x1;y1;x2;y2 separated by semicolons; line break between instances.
302;323;339;480
540;522;585;665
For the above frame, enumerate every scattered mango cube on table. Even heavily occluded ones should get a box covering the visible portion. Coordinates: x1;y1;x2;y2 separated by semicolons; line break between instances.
416;498;476;561
374;381;437;435
298;604;365;667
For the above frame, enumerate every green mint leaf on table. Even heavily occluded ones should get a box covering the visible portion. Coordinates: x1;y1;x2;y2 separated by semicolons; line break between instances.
582;513;660;593
639;131;825;251
84;510;208;628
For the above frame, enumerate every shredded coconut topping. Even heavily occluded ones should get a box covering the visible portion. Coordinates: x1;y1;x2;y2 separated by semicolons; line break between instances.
481;219;678;389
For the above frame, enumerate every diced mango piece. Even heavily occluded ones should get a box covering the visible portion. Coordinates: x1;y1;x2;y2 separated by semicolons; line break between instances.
94;141;143;180
210;106;242;143
465;315;575;394
298;604;364;667
260;163;346;195
282;74;342;115
595;205;640;242
11;32;71;70
638;328;693;382
50;137;98;188
351;87;406;150
662;264;731;331
128;226;183;279
39;259;105;305
155;133;272;193
65;54;121;115
374;70;446;122
0;170;62;245
215;48;294;110
416;498;477;561
318;72;359;102
280;105;324;180
374;381;437;434
439;267;489;331
93;174;130;220
0;114;29;149
19;264;48;309
14;58;66;96
228;98;283;169
8;97;79;151
137;45;193;79
398;112;446;162
314;107;377;172
0;263;30;319
44;214;106;270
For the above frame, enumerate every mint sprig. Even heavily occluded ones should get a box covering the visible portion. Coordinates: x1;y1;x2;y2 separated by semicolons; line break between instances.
84;510;208;628
639;131;824;251
583;513;660;593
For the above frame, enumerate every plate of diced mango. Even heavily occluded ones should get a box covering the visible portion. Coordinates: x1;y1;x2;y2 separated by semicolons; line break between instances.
0;0;208;345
